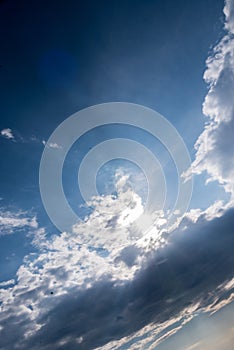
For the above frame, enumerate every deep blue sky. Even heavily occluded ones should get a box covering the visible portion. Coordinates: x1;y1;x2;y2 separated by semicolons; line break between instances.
0;0;225;280
0;0;225;207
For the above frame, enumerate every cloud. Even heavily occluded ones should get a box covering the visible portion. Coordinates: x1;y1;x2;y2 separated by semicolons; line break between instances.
72;182;145;251
1;2;234;349
0;130;60;148
0;128;14;140
185;343;201;350
184;0;234;196
224;0;234;32
158;300;234;350
0;210;38;235
42;140;62;149
0;279;15;288
0;199;233;349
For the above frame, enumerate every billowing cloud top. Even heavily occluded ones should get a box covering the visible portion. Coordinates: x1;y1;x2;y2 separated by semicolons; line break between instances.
0;202;233;349
184;0;234;196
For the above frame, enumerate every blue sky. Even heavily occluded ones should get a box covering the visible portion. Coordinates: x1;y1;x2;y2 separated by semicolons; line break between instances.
0;0;234;349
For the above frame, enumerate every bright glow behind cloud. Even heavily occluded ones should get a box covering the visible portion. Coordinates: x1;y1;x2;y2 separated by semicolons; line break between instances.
1;1;234;349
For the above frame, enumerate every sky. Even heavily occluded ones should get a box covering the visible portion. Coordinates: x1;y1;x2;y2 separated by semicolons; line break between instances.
0;0;234;349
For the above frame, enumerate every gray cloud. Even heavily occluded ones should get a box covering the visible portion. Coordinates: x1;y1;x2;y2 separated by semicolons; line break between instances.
1;207;231;350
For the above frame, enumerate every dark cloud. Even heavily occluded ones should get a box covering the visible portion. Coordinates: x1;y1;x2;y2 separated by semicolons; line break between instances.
11;208;234;350
115;245;141;267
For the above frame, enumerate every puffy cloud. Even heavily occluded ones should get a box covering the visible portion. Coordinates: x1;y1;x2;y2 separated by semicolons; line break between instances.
224;0;234;32
0;201;233;350
184;0;234;196
72;180;145;251
0;128;14;140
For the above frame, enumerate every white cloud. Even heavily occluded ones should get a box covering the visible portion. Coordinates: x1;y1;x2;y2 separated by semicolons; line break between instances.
0;137;233;348
0;279;15;287
0;210;38;235
0;132;62;147
1;1;234;343
224;0;234;32
42;140;62;149
184;0;234;197
0;188;233;349
73;188;145;251
0;128;14;140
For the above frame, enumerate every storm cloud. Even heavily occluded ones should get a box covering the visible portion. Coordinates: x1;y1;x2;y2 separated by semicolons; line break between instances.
0;207;233;350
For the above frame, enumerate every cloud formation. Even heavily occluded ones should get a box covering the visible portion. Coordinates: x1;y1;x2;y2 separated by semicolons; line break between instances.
0;209;38;235
0;198;233;349
0;129;60;148
185;0;234;196
1;1;234;349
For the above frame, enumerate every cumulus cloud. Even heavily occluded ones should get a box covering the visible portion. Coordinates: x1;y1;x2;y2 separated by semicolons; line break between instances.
0;166;232;350
0;128;14;140
72;181;145;251
184;0;234;196
0;198;233;349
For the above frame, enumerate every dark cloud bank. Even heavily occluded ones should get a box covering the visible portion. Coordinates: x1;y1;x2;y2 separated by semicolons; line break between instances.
2;208;233;350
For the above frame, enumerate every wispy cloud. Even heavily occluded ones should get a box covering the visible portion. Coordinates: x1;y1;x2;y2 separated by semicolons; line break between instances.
0;209;38;235
0;128;61;149
42;140;62;149
0;279;15;288
185;343;201;350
